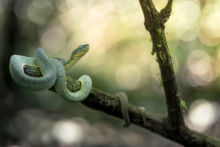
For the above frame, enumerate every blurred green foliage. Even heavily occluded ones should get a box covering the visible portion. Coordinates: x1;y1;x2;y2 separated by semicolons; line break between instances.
1;0;220;146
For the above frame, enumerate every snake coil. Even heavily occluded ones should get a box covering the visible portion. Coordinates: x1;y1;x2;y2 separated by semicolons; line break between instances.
9;45;92;102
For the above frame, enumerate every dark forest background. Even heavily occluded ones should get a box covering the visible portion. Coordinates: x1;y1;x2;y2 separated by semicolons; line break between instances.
1;0;220;146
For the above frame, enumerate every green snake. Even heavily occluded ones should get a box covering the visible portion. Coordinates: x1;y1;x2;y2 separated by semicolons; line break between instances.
9;44;92;102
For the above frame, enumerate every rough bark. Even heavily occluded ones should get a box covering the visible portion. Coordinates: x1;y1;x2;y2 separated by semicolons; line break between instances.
9;0;220;146
22;65;220;147
139;0;184;130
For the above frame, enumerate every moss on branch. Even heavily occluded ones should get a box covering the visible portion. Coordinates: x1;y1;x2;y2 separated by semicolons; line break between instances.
23;64;220;147
21;0;220;146
139;0;184;130
138;0;220;146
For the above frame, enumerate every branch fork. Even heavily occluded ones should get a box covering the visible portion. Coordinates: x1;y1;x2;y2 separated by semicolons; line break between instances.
21;0;220;146
139;0;183;130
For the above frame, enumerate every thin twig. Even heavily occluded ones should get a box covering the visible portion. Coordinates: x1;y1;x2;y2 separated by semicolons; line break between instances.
139;0;184;130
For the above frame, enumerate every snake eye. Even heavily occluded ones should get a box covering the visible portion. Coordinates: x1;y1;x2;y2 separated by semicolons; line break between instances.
79;44;89;49
78;44;89;52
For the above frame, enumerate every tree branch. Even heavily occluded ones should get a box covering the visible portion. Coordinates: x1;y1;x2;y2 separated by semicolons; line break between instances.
139;0;184;130
19;1;220;146
159;0;173;23
22;65;220;147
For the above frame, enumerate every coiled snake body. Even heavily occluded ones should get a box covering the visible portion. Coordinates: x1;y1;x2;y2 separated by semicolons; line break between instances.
9;44;92;102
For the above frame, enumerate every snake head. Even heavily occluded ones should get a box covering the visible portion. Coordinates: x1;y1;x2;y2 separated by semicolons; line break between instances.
72;44;89;57
64;44;90;70
78;44;89;50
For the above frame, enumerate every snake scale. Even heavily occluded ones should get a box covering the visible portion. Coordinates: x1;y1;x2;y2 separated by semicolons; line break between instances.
9;45;132;126
9;44;92;102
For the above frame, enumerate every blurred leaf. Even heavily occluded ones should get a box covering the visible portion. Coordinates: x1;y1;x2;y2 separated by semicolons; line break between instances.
180;98;187;112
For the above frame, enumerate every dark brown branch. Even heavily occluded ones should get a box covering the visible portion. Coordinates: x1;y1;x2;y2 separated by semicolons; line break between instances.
139;0;160;36
20;1;220;146
159;0;173;23
139;0;184;130
137;0;220;146
23;65;220;147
